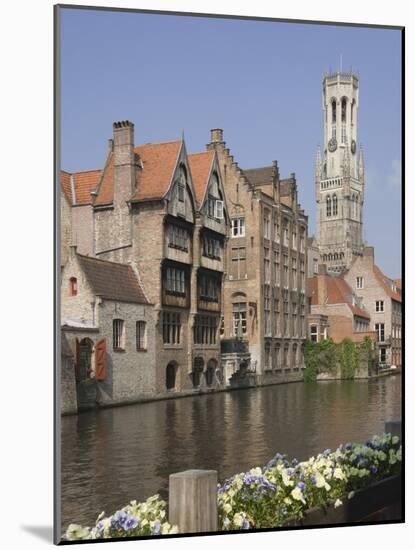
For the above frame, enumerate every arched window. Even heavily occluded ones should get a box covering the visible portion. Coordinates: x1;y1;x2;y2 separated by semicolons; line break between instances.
334;253;338;260
192;357;204;388
341;97;347;122
205;359;217;386
331;99;336;123
326;195;332;217
69;277;77;296
332;194;338;216
351;100;355;125
328;253;332;261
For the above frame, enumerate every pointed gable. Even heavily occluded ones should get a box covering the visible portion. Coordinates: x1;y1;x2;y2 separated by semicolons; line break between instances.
187;150;215;207
94;140;182;206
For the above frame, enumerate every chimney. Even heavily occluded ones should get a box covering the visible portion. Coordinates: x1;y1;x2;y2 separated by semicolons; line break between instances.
112;120;136;200
210;128;224;144
317;265;328;305
363;246;375;262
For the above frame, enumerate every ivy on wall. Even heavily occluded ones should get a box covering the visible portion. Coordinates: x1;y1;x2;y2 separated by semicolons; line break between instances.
303;336;377;382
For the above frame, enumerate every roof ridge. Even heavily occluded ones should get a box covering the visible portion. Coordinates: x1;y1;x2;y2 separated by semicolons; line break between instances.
135;139;181;148
77;253;132;269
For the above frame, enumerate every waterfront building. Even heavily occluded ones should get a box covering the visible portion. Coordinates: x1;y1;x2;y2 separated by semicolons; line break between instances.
61;121;229;404
207;129;308;383
61;247;155;409
343;247;402;367
307;264;373;344
314;70;365;273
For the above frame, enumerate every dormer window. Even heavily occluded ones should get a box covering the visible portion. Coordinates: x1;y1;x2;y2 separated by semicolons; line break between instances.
207;195;224;219
69;277;77;296
177;182;185;202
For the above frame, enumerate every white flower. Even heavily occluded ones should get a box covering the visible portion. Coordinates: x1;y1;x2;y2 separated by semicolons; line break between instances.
250;467;262;476
65;524;91;541
334;499;343;508
348;491;355;500
333;468;346;480
291;487;306;505
223;503;232;514
233;513;244;527
392;435;400;445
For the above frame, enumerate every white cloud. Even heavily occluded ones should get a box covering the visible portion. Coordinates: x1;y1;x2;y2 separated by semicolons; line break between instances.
387;159;402;187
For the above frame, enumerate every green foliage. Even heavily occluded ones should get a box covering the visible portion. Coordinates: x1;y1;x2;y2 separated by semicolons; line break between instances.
303;338;336;382
338;338;359;379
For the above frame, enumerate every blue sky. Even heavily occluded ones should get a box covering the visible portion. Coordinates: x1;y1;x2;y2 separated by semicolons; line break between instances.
60;8;402;278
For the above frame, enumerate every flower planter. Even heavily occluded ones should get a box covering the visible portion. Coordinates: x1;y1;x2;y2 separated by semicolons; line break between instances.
284;474;402;527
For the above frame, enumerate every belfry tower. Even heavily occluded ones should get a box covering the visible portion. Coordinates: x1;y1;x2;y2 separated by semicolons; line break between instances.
315;70;365;273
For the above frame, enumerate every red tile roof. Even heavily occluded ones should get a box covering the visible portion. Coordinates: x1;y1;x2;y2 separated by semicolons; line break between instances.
187;150;214;206
394;279;401;289
94;140;182;206
60;169;101;205
307;275;370;319
373;265;402;302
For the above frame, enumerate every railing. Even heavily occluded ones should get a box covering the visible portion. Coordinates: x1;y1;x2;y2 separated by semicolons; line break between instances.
167;420;402;533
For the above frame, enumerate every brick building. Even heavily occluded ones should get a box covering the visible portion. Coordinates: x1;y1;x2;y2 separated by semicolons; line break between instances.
206;129;308;382
61;248;155;408
343;247;402;367
61;121;229;403
307;265;373;344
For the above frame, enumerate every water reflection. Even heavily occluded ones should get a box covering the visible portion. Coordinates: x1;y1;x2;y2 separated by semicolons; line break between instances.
61;376;401;531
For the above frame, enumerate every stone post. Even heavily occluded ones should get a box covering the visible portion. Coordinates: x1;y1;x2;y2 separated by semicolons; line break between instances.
385;420;402;440
169;469;218;533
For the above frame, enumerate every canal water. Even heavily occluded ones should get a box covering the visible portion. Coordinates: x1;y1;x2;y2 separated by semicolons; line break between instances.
60;376;401;531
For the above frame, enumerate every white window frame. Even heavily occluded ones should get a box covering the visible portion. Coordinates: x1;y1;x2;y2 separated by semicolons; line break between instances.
231;217;245;238
356;276;364;289
375;300;384;313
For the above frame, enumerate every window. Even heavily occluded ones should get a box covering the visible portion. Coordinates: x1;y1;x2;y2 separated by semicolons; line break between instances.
341;125;346;144
136;321;147;351
300;259;305;291
263;211;270;239
300;232;305;253
292;257;297;290
199;274;219;302
166;267;185;294
231;217;245;237
177;166;186;202
274;220;280;243
310;324;318;343
300;302;305;337
283;345;289;367
375;323;385;343
341;97;347;122
233;303;247;336
69;277;77;296
313;258;319;274
356;276;364;289
264;248;270;283
326;195;332;217
331;99;336;123
292;302;297;336
202;235;221;259
265;343;271;370
194;315;217;345
167;225;188;251
274;344;280;369
283;225;289;247
379;348;387;363
231;247;246;279
274;250;280;286
283;291;289;336
113;319;125;350
166;362;177;390
220;315;224;337
283;254;289;289
207;196;224;219
163;312;181;344
376;300;384;312
264;285;271;336
292;231;297;250
332;194;338;216
273;298;280;335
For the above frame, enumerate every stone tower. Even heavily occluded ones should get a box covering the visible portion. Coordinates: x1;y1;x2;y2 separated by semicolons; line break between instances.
315;70;365;273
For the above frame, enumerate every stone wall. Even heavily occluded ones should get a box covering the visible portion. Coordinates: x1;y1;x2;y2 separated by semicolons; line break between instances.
60;333;77;415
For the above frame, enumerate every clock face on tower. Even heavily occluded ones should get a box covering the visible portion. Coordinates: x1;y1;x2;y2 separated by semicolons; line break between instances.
328;137;337;152
351;140;356;154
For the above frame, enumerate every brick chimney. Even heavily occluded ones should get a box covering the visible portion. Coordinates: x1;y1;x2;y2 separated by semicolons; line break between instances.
113;120;136;203
363;246;375;263
207;128;225;152
317;264;328;305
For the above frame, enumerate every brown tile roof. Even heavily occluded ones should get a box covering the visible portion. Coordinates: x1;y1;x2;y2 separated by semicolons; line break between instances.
373;265;402;302
77;254;150;304
307;275;370;319
94;140;182;205
60;169;101;205
187;150;214;206
243;166;274;186
394;278;401;290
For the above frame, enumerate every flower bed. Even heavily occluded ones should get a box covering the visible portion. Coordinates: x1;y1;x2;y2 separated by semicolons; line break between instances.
64;432;401;541
217;433;402;531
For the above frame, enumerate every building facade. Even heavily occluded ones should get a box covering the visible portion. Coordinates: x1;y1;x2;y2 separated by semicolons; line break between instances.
206;129;308;383
343;247;402;367
315;71;365;273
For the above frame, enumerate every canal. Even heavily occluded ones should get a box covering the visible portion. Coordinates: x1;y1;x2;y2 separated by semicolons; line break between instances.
60;375;401;531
